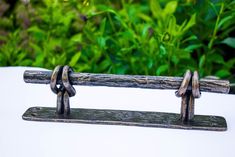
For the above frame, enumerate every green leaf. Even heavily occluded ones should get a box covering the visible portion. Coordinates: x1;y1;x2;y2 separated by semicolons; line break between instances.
96;5;117;15
141;24;151;39
167;16;176;34
156;64;169;75
99;59;111;71
171;55;179;65
57;53;66;64
16;51;27;62
29;43;43;54
182;35;198;43
178;20;187;33
147;59;153;69
51;57;56;66
97;36;106;49
163;1;178;15
159;45;167;57
215;69;231;78
28;26;46;41
43;0;52;7
116;65;127;74
175;49;190;59
33;53;45;67
100;18;106;35
138;13;153;22
71;34;82;42
218;15;233;29
226;58;235;68
181;13;196;32
20;59;33;66
221;37;235;48
199;54;205;69
184;44;202;52
69;52;81;67
150;0;162;18
208;53;224;64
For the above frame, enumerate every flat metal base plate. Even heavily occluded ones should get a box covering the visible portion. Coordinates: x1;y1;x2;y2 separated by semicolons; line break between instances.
22;107;227;131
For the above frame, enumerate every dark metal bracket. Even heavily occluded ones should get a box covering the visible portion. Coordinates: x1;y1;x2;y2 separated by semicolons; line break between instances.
22;65;229;131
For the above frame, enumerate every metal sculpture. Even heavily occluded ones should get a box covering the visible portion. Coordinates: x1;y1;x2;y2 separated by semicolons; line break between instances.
22;65;230;131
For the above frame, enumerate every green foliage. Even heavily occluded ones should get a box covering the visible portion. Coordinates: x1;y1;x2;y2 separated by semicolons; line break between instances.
0;0;235;80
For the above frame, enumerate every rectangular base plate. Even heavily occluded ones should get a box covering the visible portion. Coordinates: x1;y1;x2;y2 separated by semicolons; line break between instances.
22;107;227;131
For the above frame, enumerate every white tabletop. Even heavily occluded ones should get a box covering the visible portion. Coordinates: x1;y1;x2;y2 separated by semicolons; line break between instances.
1;67;235;157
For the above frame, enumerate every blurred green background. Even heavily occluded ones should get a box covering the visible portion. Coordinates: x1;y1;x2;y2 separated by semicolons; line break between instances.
0;0;235;81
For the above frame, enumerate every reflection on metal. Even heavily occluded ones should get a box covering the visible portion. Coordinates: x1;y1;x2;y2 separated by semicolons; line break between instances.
22;65;230;131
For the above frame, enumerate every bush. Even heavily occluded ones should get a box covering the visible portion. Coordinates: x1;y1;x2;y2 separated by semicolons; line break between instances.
0;0;235;80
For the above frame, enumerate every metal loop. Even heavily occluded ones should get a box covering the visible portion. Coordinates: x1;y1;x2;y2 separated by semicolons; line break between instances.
51;65;76;115
192;71;201;98
62;65;76;97
50;65;63;94
177;70;201;122
63;91;70;115
56;88;71;115
56;90;64;114
175;70;192;97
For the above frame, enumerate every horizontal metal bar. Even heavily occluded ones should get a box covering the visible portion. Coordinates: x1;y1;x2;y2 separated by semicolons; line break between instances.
24;70;230;94
22;107;227;131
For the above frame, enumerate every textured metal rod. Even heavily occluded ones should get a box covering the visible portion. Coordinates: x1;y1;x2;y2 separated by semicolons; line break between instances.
24;70;230;94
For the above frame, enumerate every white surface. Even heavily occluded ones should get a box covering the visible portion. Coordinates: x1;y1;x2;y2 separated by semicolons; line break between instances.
0;67;235;157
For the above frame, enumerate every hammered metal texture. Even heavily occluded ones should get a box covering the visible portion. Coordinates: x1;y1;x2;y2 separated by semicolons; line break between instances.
22;107;227;131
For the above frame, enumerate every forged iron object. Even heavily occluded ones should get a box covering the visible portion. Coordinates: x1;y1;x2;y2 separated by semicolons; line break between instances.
22;66;230;131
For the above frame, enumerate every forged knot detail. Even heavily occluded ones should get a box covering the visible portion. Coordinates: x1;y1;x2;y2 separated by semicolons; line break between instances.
50;65;63;94
175;70;192;97
50;65;76;115
62;65;76;97
192;71;201;98
175;70;201;98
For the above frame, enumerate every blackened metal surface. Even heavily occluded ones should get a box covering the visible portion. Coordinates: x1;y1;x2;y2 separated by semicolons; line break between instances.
22;107;227;131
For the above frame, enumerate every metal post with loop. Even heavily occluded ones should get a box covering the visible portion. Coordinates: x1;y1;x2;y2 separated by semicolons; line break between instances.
175;70;201;122
50;65;76;115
